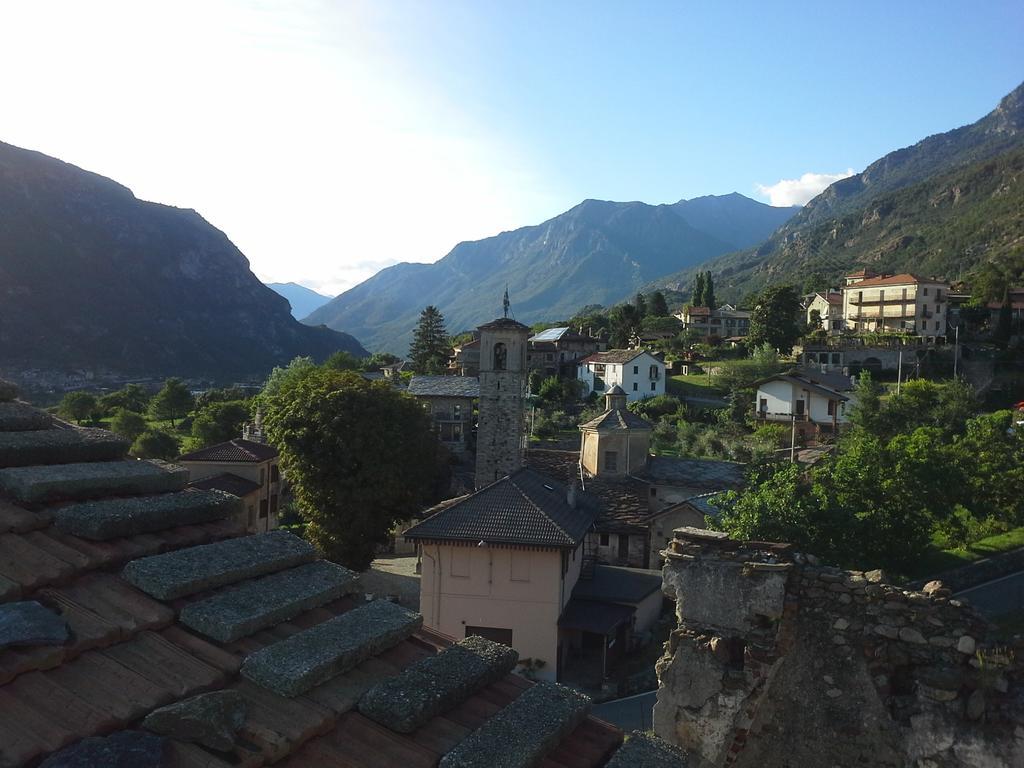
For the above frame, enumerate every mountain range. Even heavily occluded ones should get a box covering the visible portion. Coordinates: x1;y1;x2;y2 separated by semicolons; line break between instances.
266;282;334;320
0;142;367;380
306;193;799;353
650;81;1024;301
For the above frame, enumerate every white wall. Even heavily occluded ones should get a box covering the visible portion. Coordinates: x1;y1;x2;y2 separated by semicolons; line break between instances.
578;352;665;402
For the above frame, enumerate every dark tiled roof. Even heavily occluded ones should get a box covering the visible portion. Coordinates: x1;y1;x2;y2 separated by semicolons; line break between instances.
558;599;635;635
178;438;278;463
188;472;262;497
478;318;530;331
579;408;652;431
0;400;631;768
571;565;663;604
794;368;857;393
644;456;745;489
405;468;599;548
652;491;727;523
525;450;649;533
755;374;851;401
407;376;480;398
579;349;646;365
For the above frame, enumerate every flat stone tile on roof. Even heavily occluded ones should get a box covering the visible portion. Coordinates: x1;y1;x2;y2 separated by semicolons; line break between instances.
0;402;52;432
123;530;317;600
241;599;422;697
439;681;591;768
54;489;240;541
0;600;70;648
0;380;16;402
605;731;689;767
179;560;360;642
0;427;128;469
0;459;188;504
38;730;166;768
359;634;519;733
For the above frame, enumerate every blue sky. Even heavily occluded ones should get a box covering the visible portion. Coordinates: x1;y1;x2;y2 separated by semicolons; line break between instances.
2;1;1021;294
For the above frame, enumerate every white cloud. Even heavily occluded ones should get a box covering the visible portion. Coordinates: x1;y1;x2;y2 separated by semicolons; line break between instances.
756;169;856;207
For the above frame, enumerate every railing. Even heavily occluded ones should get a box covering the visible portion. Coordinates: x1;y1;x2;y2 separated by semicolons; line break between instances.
848;296;918;306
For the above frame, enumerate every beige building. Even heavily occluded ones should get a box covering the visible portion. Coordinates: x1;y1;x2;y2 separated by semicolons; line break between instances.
804;291;844;333
179;437;281;533
674;304;751;340
841;271;950;339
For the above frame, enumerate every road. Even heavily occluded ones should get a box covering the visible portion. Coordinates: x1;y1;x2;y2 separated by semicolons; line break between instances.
955;569;1024;618
592;691;657;733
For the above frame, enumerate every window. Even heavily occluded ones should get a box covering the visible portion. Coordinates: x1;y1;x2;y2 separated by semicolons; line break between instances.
604;451;618;471
831;353;841;365
936;320;940;331
923;287;929;296
493;342;507;370
465;626;513;646
270;465;280;483
270;495;278;515
259;468;265;486
795;399;806;416
510;551;530;582
827;400;835;416
450;548;470;578
259;500;268;518
649;365;659;379
453;403;462;419
546;353;553;361
651;382;656;391
650;487;657;497
599;533;610;546
633;365;639;374
759;398;767;413
632;382;638;391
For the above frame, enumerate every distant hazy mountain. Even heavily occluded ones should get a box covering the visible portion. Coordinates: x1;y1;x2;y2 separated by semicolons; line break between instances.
266;282;334;320
0;141;367;380
306;193;797;353
650;80;1024;301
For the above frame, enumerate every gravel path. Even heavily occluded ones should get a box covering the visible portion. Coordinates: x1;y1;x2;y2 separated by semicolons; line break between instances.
359;555;421;611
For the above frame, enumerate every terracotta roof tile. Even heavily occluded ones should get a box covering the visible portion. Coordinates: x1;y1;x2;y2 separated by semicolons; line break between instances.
179;438;278;464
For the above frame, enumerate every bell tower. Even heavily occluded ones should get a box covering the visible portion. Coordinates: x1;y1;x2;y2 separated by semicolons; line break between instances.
474;291;530;489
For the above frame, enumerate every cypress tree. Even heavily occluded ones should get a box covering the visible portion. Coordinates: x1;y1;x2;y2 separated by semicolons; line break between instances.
409;306;449;373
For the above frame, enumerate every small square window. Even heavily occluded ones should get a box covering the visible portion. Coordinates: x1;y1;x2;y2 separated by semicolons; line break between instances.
604;451;618;471
599;533;610;546
633;365;639;374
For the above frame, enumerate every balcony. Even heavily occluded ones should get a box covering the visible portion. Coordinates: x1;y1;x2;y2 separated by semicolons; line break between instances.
847;296;917;306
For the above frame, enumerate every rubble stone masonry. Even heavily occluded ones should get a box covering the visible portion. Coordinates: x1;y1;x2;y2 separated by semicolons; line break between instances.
654;527;1023;767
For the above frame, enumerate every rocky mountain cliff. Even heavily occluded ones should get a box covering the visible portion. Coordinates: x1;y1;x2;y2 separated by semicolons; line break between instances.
651;80;1024;300
307;194;797;353
0;142;366;379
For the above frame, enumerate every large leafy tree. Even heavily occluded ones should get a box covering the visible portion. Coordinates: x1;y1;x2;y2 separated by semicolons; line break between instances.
148;378;194;427
191;401;251;448
110;408;148;443
747;285;801;353
131;428;180;460
60;392;97;425
409;306;449;374
262;367;443;570
99;383;150;414
649;291;670;318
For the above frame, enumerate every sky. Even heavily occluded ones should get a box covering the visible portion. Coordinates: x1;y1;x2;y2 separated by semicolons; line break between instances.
2;1;1022;296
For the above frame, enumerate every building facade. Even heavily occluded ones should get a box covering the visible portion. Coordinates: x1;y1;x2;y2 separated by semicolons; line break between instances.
754;371;856;438
841;272;950;339
577;350;665;402
407;375;479;455
674;304;752;340
527;327;604;378
805;291;844;333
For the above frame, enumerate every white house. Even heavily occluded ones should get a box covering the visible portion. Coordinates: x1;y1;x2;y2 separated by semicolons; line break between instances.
804;291;844;334
754;370;857;439
577;349;665;402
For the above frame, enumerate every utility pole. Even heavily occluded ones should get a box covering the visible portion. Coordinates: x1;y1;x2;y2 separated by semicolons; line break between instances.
790;413;797;464
897;347;903;396
953;324;960;379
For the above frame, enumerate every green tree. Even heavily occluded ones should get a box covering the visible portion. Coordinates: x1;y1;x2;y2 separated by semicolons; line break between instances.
649;291;670;317
109;408;148;443
190;401;251;448
99;383;150;414
847;371;884;433
409;306;449;374
808;308;823;330
262;367;443;570
634;293;648;319
60;392;97;425
324;350;361;371
131;428;180;460
692;272;707;306
362;352;401;371
263;356;316;398
148;378;194;427
608;303;641;348
747;285;801;353
704;272;716;311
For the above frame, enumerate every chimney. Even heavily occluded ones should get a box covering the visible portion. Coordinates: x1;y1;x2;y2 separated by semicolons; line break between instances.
566;467;578;509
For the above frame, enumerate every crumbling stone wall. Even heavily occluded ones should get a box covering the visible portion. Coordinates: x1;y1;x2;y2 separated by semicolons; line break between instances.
654;528;1024;768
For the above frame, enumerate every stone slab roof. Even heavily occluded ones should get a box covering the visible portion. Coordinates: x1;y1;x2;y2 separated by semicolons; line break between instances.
579;349;647;365
558;599;636;635
188;472;262;498
571;565;663;604
0;392;633;768
644;456;745;489
178;438;278;464
406;468;599;549
407;376;480;399
579;407;653;432
755;373;851;401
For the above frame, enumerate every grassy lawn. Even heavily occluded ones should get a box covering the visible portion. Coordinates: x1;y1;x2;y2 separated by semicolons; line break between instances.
667;374;726;398
908;526;1024;579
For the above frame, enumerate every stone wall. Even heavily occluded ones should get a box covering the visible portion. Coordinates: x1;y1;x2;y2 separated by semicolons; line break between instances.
654;528;1023;768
